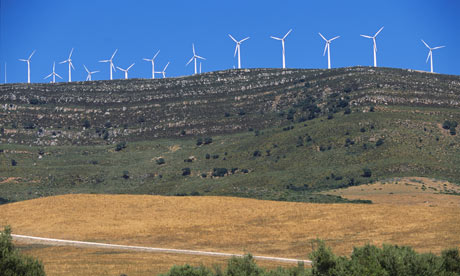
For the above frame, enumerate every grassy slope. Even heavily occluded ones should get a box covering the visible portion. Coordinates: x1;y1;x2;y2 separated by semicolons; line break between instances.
1;104;460;203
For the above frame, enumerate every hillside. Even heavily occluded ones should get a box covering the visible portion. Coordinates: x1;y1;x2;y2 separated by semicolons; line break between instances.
3;194;460;275
1;67;460;203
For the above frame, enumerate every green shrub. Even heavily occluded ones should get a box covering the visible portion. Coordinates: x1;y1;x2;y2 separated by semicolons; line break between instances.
156;158;165;165
226;254;264;276
376;138;384;147
83;119;91;128
212;168;228;177
122;171;130;179
196;138;203;146
0;226;46;275
182;168;191;176
362;168;372;177
11;159;17;166
23;122;35;129
115;141;127;151
205;153;210;160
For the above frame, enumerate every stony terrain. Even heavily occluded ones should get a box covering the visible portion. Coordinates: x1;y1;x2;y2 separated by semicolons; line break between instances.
1;67;460;146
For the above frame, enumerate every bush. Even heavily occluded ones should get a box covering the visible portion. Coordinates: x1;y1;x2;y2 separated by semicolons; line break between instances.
122;171;129;179
23;122;35;129
204;137;213;145
182;168;191;176
104;121;112;128
156;158;165;165
196;138;203;146
11;159;17;166
253;150;261;157
115;141;127;151
83;119;91;128
212;168;228;177
344;108;351;115
212;154;219;159
362;168;372;177
238;110;246;116
360;127;366;132
226;254;264;276
376;138;384;147
369;106;375;112
0;226;46;275
205;153;210;160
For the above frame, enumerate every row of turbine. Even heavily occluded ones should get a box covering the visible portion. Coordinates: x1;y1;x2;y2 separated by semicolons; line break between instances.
16;26;445;83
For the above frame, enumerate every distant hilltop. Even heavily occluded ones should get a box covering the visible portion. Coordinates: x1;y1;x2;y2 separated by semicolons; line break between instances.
1;66;460;146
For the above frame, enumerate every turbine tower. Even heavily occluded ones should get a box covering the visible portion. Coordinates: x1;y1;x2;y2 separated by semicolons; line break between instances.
18;50;36;83
360;26;384;67
318;33;340;69
228;34;250;69
270;29;292;69
83;65;99;81
186;44;205;75
143;50;160;79
99;49;118;80
44;62;63;83
421;40;445;73
155;62;170;78
59;48;75;82
116;63;135;79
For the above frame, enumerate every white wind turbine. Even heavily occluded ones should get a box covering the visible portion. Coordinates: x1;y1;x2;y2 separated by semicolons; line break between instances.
83;65;99;81
186;44;205;75
59;48;75;82
117;63;135;79
228;34;250;69
99;49;118;80
143;50;160;79
155;62;170;78
360;26;384;67
270;29;292;69
18;50;36;83
421;40;445;73
318;33;340;69
44;62;63;83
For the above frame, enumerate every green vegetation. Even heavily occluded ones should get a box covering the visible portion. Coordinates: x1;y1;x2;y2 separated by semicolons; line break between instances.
0;226;46;275
159;242;460;276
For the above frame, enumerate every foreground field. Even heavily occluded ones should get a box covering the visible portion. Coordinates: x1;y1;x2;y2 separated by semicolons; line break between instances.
1;194;460;275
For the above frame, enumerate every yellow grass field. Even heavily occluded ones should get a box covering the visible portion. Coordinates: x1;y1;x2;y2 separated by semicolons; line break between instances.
1;189;460;275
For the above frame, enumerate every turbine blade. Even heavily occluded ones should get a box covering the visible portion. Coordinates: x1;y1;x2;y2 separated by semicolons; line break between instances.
239;37;250;43
59;60;67;64
70;62;75;70
56;73;63;79
99;60;109;63
360;35;372;39
330;36;340;41
83;65;89;73
318;32;327;41
127;63;135;70
116;66;123;71
91;71;99;74
196;55;206;60
421;39;430;49
234;44;238;57
164;62;170;71
86;76;90;81
374;26;384;37
228;34;237;43
153;50;160;60
271;36;282;40
29;50;36;59
186;56;194;66
111;49;118;60
426;51;431;63
323;43;328;56
432;46;445;50
283;29;292;39
112;63;116;72
143;58;151;61
44;73;52;79
19;59;27;62
192;43;195;55
69;48;74;58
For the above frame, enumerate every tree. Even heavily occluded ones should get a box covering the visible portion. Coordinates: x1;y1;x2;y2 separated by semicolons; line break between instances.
0;226;46;275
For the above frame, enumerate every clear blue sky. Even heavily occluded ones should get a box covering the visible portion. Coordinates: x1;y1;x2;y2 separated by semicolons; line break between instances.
1;0;459;83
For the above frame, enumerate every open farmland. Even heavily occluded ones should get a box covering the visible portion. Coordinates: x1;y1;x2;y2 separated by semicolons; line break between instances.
1;194;459;275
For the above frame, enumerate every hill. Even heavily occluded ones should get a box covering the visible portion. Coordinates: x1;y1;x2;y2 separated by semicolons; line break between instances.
2;194;460;275
1;67;460;202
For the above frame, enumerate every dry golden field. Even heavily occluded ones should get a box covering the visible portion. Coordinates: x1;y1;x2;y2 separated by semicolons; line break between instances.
1;184;460;275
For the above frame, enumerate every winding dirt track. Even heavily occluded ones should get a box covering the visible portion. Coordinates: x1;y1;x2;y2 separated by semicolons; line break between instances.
12;234;312;264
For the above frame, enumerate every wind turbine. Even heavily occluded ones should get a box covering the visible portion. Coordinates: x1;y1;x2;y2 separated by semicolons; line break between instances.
116;63;135;79
155;62;170;78
44;62;63;83
18;50;36;83
59;48;75;82
99;49;118;80
360;26;384;67
83;65;99;81
421;40;445;73
318;33;340;69
270;29;292;69
186;44;205;75
143;50;160;79
228;34;250;69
